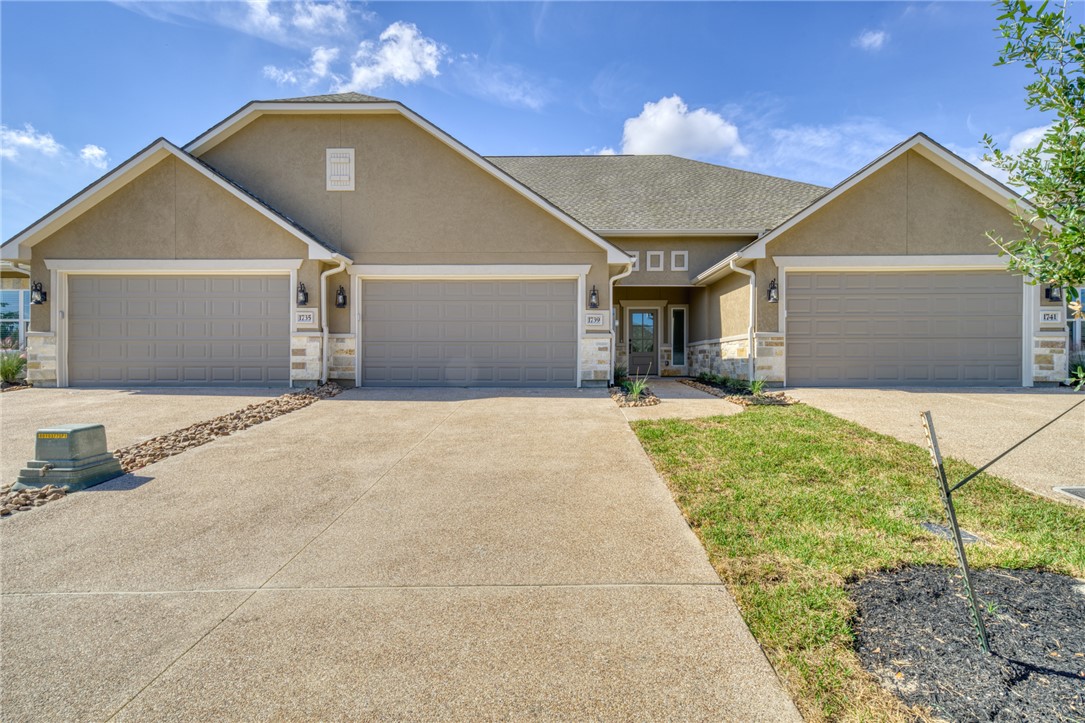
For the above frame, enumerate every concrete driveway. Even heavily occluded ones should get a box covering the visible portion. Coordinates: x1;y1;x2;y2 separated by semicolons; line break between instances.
788;387;1084;504
1;388;798;721
1;387;284;484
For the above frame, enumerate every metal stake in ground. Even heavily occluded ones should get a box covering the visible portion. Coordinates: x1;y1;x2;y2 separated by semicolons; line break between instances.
920;411;991;655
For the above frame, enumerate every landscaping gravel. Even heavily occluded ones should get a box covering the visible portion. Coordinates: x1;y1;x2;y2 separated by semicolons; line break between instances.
608;386;661;407
679;378;796;406
113;382;343;473
850;565;1085;722
0;483;67;517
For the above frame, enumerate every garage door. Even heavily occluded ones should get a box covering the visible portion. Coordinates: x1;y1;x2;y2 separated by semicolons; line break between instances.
362;279;577;386
786;270;1022;387
68;275;289;386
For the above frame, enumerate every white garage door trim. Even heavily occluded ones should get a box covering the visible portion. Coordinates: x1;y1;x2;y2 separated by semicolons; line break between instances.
773;256;1036;387
44;259;301;388
349;265;589;388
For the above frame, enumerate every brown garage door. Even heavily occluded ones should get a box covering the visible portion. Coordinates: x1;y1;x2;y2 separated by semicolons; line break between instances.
361;279;577;386
786;270;1022;387
67;275;290;386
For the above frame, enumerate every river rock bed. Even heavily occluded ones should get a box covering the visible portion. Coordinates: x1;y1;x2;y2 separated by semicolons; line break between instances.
0;483;68;517
850;565;1085;722
113;382;343;473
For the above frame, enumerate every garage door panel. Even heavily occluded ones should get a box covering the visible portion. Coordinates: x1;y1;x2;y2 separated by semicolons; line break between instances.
786;271;1021;387
362;279;576;387
68;274;288;387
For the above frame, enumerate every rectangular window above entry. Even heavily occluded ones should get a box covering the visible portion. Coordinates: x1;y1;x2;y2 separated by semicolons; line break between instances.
671;250;688;271
646;251;663;271
326;148;355;191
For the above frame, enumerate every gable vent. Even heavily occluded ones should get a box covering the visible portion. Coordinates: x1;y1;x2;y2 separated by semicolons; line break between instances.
326;148;355;191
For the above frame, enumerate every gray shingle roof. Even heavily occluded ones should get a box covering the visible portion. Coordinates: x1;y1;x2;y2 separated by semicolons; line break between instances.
263;92;389;103
487;155;827;233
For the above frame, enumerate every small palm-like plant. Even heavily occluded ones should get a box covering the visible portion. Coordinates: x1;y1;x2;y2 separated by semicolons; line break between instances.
749;378;766;395
0;350;27;384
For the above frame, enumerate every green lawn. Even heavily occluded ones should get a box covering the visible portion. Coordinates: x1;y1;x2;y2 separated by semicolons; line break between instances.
632;404;1085;722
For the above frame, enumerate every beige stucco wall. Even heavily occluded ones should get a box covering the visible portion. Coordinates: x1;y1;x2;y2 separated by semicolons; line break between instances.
608;236;752;286
199;113;611;309
704;271;751;340
753;149;1025;332
28;155;310;331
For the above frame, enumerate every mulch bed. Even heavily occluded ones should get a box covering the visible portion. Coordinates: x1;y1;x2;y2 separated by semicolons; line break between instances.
608;385;661;407
850;565;1085;722
113;382;343;473
679;378;796;406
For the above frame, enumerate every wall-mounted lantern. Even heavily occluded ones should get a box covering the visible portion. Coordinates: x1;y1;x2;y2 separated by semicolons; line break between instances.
1045;284;1063;303
30;281;47;305
335;285;348;308
296;282;309;306
766;278;779;304
588;285;600;309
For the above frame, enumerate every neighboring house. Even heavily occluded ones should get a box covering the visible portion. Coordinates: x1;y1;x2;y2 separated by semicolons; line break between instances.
0;93;1070;388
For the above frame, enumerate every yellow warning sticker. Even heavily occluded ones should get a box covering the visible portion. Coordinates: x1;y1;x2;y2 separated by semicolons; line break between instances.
37;433;69;439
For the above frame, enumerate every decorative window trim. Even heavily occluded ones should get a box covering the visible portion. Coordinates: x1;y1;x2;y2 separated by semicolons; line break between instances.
630;252;640;272
326;148;355;192
646;251;664;272
671;250;688;272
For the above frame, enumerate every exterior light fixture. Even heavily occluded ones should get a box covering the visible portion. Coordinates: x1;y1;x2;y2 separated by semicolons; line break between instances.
296;282;309;306
335;285;347;308
766;278;779;304
1045;285;1063;302
30;281;47;305
588;285;600;309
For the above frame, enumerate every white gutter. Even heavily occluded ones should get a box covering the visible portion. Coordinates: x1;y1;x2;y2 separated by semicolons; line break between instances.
319;259;347;384
729;259;756;382
607;260;635;383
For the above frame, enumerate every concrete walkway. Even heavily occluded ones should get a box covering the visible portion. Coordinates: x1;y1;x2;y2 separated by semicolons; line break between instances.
622;378;744;422
789;387;1085;505
1;388;799;721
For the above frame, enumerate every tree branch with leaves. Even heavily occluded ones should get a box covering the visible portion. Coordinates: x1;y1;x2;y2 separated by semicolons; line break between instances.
983;0;1084;319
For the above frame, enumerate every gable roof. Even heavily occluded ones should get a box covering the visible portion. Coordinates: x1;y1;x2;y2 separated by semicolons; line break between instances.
487;155;827;235
1;138;347;262
693;133;1036;285
184;96;633;264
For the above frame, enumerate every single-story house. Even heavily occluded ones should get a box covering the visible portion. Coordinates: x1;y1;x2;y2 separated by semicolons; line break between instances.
1;92;1070;388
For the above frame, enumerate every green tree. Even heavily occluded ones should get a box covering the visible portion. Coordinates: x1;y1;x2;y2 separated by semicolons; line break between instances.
983;0;1084;318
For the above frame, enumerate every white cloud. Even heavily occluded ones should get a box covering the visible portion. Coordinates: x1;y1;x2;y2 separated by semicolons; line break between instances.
581;146;617;156
1006;124;1051;154
242;0;282;36
336;21;444;92
853;29;889;51
619;96;748;159
763;119;902;184
79;144;109;170
291;0;348;35
449;54;552;110
0;124;63;160
263;45;340;87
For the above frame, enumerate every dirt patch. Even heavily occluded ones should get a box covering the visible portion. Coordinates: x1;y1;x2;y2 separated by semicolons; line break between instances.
850;565;1085;722
608;385;661;407
113;382;343;473
679;378;796;406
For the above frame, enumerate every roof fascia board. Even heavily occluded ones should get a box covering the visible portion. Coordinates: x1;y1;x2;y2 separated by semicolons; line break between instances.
184;101;402;156
185;101;631;264
2;138;340;262
598;229;763;237
692;251;743;285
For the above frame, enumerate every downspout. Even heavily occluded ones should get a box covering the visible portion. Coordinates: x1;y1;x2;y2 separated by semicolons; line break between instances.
319;259;347;384
729;259;756;382
607;261;635;384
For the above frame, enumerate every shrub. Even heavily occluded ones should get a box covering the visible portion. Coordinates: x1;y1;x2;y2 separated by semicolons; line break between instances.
627;375;649;401
749;378;766;395
0;350;27;384
614;364;628;383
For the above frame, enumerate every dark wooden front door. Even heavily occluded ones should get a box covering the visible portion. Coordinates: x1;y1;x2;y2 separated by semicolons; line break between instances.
629;310;657;375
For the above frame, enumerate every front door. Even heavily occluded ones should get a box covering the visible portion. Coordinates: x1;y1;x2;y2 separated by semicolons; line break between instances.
629;309;657;375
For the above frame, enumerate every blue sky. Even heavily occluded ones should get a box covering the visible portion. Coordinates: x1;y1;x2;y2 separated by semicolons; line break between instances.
0;1;1057;239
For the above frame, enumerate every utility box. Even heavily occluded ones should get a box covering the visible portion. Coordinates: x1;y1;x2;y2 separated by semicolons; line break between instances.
14;424;124;492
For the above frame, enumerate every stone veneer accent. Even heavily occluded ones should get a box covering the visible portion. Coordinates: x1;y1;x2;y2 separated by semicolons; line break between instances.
1032;333;1069;384
328;334;356;382
580;334;612;383
25;332;57;387
290;333;322;385
689;333;785;384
